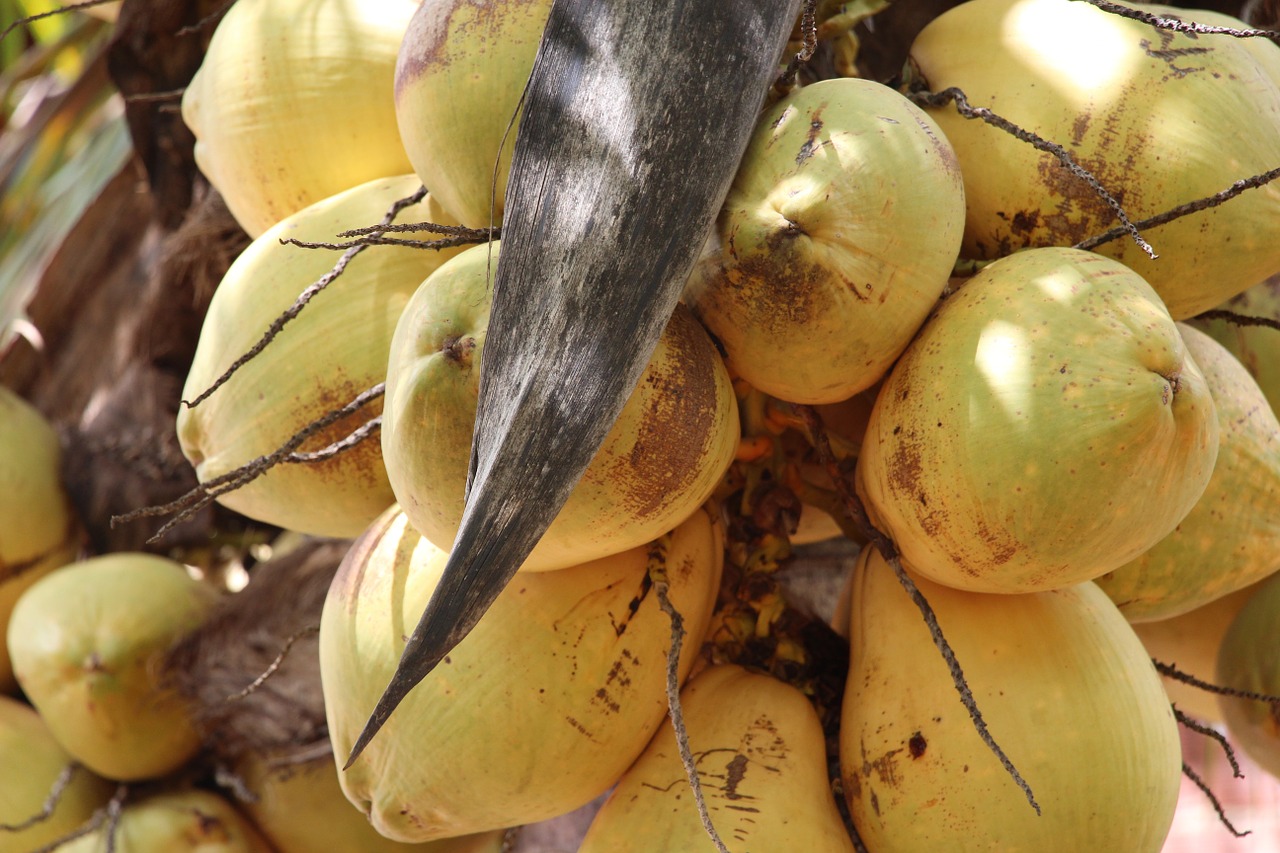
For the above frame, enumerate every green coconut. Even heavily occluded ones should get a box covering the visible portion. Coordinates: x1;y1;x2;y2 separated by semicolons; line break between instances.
0;695;114;853
7;554;217;781
320;504;723;842
394;0;553;227
687;77;966;404
1189;276;1280;414
177;175;465;538
55;789;274;853
1216;571;1280;780
381;241;739;572
579;664;854;852
857;247;1219;593
841;547;1181;851
1095;324;1280;620
909;0;1280;319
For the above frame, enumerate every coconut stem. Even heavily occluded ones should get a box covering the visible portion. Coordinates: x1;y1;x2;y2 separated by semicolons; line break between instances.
30;783;127;853
181;187;427;411
1173;705;1243;778
1154;658;1280;706
1075;164;1280;251
1194;309;1280;333
225;624;320;701
285;416;380;464
775;0;819;93
910;87;1155;260
0;763;81;832
281;232;495;252
652;551;731;853
1071;0;1280;39
1182;762;1251;838
796;404;1042;816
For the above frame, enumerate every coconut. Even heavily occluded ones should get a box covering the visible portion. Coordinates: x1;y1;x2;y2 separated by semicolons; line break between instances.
54;789;274;853
687;77;966;405
1189;276;1280;414
182;0;419;236
841;547;1181;851
579;664;854;852
177;175;465;539
909;0;1280;319
1095;324;1280;620
6;553;217;781
857;247;1219;593
0;695;114;853
381;241;739;572
1216;571;1280;780
393;0;553;227
320;503;724;842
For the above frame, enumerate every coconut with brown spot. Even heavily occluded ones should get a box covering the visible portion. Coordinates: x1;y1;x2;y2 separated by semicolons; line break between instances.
1095;324;1280;621
908;0;1280;319
841;546;1181;851
687;77;965;405
394;0;553;227
319;504;723;842
578;663;854;852
381;241;739;571
6;553;217;781
857;247;1219;593
55;789;275;853
178;175;465;539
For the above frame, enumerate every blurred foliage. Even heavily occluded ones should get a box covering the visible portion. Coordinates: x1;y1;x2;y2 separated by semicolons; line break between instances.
1;0;128;355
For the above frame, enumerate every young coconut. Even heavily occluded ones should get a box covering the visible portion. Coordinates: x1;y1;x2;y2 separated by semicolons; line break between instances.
857;247;1219;593
393;0;553;227
578;664;855;853
177;175;465;539
1216;571;1280;780
1190;276;1280;414
6;554;218;781
319;503;723;842
54;789;274;853
687;77;966;405
0;695;114;853
181;0;419;237
1094;324;1280;621
0;387;79;693
381;241;739;572
908;0;1280;319
841;546;1182;851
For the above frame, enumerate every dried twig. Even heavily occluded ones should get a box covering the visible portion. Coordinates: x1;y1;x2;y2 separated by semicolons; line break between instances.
286;416;379;464
775;0;818;92
176;0;236;36
1072;0;1280;39
181;187;427;410
337;221;499;239
280;233;491;252
651;544;730;853
31;784;128;853
1194;309;1280;334
112;384;384;541
0;764;80;832
226;624;321;701
122;89;186;104
1075;165;1280;250
1154;659;1280;705
912;87;1154;260
1183;762;1251;837
1174;705;1243;778
0;0;113;43
797;404;1041;815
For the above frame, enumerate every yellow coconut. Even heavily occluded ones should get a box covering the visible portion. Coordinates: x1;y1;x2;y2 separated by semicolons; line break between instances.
7;554;217;781
235;751;506;853
0;695;114;853
55;789;274;853
320;504;723;842
841;547;1181;851
688;77;965;404
1216;571;1280;780
1095;324;1280;620
1132;582;1261;723
909;0;1280;319
579;664;854;852
0;387;79;692
1190;276;1280;414
393;0;553;227
381;241;739;571
182;0;419;236
178;175;465;539
857;247;1219;593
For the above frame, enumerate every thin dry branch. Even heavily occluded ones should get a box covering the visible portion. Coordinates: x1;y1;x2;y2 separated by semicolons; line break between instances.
1075;165;1280;250
280;233;491;253
0;764;80;833
337;221;499;239
797;404;1041;815
1194;309;1280;334
912;87;1154;260
31;784;127;853
0;0;113;43
1182;762;1251;837
286;416;380;464
225;624;321;701
181;186;428;410
112;383;384;542
775;0;818;92
1154;659;1280;705
175;0;236;36
1072;0;1280;39
1174;705;1243;778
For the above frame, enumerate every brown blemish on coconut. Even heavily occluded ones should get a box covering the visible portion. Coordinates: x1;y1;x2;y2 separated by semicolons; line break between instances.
908;731;927;758
723;753;751;799
395;0;541;96
441;334;476;365
795;105;827;166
